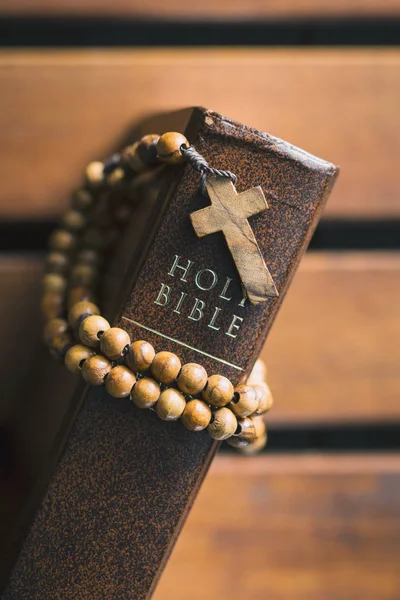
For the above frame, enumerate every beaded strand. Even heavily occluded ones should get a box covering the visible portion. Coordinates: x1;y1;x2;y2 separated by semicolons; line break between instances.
42;132;273;452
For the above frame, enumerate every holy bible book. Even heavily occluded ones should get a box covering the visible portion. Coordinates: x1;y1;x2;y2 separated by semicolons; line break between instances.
3;108;338;599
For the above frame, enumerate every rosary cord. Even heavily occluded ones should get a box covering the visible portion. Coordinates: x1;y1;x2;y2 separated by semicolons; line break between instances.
180;144;237;194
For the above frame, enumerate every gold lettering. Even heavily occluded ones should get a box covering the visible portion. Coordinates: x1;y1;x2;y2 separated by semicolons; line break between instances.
174;291;187;315
154;283;171;307
195;268;218;291
208;307;222;331
188;298;205;322
219;276;233;301
168;255;193;282
226;314;243;338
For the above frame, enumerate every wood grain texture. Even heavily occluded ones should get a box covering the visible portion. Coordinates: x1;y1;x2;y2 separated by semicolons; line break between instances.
1;0;399;18
0;252;399;427
190;177;278;304
154;454;400;600
263;252;400;425
0;49;399;218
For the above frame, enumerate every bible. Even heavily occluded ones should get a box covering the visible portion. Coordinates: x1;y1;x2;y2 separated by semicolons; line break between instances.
3;107;338;599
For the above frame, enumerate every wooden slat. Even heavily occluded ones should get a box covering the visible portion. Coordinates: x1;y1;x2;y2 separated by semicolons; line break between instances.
154;454;400;600
0;252;399;426
0;49;399;218
263;252;400;425
1;0;400;19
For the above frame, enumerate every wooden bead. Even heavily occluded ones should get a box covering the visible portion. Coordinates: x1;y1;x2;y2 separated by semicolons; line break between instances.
43;317;68;344
207;407;237;440
107;167;125;186
151;351;181;384
247;358;268;385
85;161;104;186
202;374;234;408
67;287;97;311
122;141;147;173
76;249;100;267
41;292;63;320
79;315;110;348
230;384;258;417
156;132;189;164
177;363;207;396
62;209;86;231
181;399;211;432
136;133;160;165
239;418;267;455
253;383;273;416
72;189;94;211
65;344;95;374
156;388;186;421
49;332;73;360
49;229;76;253
131;377;160;409
126;340;155;372
43;273;67;293
68;300;100;330
82;354;112;386
70;263;98;287
239;433;267;455
226;417;256;448
100;327;130;360
46;251;69;274
105;365;136;398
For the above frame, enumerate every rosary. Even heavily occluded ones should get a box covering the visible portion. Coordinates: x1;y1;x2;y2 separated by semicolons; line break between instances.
42;131;274;454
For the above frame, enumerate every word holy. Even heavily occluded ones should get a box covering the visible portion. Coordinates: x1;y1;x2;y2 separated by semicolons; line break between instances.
154;255;247;339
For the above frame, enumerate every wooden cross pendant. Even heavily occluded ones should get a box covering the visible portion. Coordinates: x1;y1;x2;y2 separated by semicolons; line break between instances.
190;176;278;305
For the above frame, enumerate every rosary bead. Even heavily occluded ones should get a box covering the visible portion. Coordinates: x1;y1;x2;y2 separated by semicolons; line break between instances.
202;374;234;408
46;251;69;274
85;161;104;187
177;363;207;396
76;249;100;267
79;315;110;348
156;388;186;421
181;399;211;432
41;292;64;320
70;263;98;287
137;133;160;164
131;377;160;409
207;407;238;440
157;132;189;164
247;358;267;385
82;354;112;386
72;189;94;211
122;141;147;173
239;418;267;455
226;417;256;449
67;287;97;311
151;351;181;384
107;167;125;186
126;340;155;372
105;365;136;398
43;273;67;294
100;327;130;360
230;384;258;417
68;300;100;330
62;209;86;232
49;229;76;253
64;344;95;374
43;317;68;344
253;383;273;416
49;332;74;360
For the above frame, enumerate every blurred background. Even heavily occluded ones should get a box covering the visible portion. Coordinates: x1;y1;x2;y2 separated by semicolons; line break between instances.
1;2;400;599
